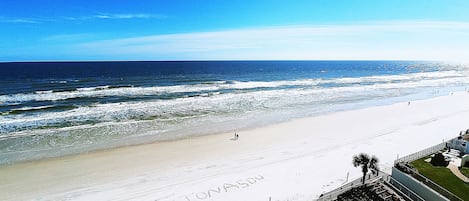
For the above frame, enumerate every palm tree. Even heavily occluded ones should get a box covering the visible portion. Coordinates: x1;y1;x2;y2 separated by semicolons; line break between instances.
352;153;379;184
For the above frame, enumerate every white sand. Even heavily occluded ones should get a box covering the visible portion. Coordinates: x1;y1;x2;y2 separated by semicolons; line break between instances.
1;92;469;201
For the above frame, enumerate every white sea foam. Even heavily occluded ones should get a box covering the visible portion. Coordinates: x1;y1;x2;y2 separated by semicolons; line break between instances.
1;71;468;135
1;69;469;165
50;80;68;84
331;70;463;84
1;69;469;143
12;105;56;111
76;85;110;91
34;90;53;94
0;70;465;105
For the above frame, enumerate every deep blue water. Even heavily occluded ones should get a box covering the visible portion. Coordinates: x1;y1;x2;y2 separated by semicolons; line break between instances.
0;61;436;94
0;61;467;164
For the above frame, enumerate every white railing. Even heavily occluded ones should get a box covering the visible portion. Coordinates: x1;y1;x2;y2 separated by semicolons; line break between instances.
387;176;425;201
394;138;458;164
316;137;459;201
395;163;463;201
315;172;383;201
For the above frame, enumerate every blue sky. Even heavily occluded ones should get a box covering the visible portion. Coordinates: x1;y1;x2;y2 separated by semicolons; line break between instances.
1;0;469;61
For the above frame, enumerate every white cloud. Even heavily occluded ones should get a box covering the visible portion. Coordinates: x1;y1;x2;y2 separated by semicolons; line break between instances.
42;33;95;42
0;13;166;24
0;17;39;24
74;21;469;62
91;13;167;20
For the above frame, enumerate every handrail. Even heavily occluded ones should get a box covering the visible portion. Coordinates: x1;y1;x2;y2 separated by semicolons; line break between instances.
315;172;385;201
395;163;463;201
386;176;425;201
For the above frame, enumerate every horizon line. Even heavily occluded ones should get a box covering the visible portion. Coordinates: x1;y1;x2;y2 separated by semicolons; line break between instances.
0;59;443;64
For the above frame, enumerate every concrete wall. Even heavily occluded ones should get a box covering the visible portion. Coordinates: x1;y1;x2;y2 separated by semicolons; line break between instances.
391;167;449;201
462;155;469;167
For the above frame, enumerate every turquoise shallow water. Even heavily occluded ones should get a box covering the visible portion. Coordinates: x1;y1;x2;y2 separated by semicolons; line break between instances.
0;61;468;164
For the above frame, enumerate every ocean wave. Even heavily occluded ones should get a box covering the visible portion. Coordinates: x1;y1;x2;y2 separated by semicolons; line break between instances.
331;70;463;84
49;80;68;84
2;105;78;115
1;73;468;134
34;90;54;94
11;105;56;111
0;70;465;105
1;69;469;165
77;85;110;91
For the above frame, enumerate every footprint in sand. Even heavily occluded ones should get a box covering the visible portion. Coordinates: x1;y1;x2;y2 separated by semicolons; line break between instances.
204;164;216;169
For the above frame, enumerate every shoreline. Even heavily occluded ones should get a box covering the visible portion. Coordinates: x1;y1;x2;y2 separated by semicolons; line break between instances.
1;88;459;167
1;91;469;200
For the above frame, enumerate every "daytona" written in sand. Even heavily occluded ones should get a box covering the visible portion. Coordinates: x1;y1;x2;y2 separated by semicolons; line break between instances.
156;175;265;201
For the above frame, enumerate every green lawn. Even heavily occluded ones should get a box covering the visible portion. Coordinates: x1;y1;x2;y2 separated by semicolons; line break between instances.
461;167;469;179
411;158;469;201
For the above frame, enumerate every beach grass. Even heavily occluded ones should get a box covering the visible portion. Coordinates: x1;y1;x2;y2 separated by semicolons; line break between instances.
411;158;469;201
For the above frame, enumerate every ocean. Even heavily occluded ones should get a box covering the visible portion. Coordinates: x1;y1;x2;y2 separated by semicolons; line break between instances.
0;61;468;165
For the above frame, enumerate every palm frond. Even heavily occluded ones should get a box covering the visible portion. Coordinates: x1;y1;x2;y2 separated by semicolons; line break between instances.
352;155;361;167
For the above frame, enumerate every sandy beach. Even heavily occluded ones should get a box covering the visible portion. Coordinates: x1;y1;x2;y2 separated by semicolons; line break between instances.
1;91;469;201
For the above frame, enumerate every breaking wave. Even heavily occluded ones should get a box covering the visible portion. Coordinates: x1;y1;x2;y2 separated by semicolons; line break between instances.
1;61;469;165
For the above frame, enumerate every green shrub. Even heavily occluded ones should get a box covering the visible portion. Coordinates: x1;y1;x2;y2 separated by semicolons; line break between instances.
430;153;449;167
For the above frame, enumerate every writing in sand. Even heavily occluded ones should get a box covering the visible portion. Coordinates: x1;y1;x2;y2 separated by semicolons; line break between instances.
156;175;265;201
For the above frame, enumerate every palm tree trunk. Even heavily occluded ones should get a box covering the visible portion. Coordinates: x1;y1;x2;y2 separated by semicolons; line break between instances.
362;173;366;184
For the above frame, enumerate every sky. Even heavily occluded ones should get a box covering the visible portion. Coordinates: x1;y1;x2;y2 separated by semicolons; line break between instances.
1;0;469;62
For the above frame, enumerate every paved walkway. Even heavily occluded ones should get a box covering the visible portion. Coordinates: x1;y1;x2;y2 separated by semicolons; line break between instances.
447;164;469;183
